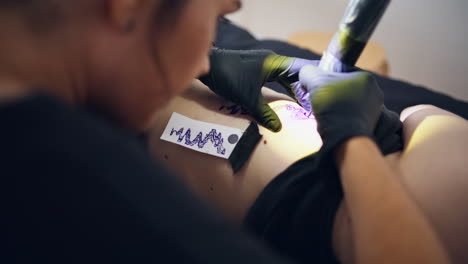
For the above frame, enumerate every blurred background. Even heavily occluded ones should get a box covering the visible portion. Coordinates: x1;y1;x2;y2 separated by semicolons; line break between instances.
227;0;468;101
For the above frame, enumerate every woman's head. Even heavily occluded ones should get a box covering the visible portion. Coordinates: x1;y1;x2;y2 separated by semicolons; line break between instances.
0;0;241;131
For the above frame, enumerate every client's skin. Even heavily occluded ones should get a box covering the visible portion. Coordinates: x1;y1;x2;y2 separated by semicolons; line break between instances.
149;81;322;222
148;81;468;263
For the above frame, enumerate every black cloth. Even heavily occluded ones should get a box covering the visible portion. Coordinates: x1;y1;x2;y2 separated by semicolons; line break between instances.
215;18;468;119
0;94;291;264
244;153;343;264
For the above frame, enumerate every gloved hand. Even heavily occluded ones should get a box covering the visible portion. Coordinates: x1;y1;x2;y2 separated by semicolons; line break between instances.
296;61;403;155
199;48;315;132
289;60;357;113
373;105;403;155
299;65;384;152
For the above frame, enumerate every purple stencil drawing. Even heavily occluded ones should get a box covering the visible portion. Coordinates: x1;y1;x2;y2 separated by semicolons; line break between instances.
285;104;315;120
170;127;226;155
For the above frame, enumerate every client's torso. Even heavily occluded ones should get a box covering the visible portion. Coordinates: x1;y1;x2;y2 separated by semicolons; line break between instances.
148;82;401;263
148;82;323;223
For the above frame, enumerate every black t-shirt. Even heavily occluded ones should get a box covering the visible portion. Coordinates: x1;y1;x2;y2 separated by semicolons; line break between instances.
0;94;291;264
244;152;344;264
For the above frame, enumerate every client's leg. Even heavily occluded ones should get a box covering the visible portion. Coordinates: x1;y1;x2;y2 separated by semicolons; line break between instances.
394;105;468;263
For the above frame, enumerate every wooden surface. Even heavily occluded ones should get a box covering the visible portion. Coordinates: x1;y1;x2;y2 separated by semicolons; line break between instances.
288;32;389;76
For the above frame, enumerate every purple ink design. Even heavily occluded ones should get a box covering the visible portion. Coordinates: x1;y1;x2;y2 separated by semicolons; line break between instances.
288;80;312;113
285;104;315;121
227;105;241;115
170;127;226;155
219;104;249;115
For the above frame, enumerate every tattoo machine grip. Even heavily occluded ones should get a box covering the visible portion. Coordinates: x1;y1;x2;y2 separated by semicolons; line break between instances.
319;0;392;72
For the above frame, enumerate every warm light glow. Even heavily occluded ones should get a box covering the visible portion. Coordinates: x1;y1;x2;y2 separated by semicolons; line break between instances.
405;115;462;152
259;100;323;162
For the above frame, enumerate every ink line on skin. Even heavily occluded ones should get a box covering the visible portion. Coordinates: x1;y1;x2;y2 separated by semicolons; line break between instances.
284;104;315;121
219;104;250;115
220;101;315;121
269;102;315;121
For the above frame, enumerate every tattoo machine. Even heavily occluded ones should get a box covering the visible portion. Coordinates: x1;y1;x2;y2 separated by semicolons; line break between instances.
319;0;392;73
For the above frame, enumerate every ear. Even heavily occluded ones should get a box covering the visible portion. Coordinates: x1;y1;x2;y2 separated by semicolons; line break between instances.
106;0;150;32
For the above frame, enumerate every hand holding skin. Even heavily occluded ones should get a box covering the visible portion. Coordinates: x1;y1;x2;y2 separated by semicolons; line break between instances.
200;48;403;154
199;48;315;132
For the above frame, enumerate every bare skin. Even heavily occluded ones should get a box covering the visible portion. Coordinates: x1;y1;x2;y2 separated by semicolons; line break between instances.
149;82;467;263
149;81;321;223
397;105;468;262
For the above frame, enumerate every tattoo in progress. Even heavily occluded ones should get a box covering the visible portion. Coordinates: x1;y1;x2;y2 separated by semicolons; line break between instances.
284;104;315;120
219;102;314;121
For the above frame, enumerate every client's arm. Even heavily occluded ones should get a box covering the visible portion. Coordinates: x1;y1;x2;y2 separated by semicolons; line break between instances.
300;65;450;263
336;136;450;264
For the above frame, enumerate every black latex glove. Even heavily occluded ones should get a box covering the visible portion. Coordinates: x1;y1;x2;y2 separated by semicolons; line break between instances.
296;61;403;155
199;48;315;132
373;105;403;155
299;65;384;152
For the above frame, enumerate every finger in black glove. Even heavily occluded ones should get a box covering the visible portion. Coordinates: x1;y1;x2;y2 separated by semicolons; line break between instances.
373;106;404;155
199;48;282;132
